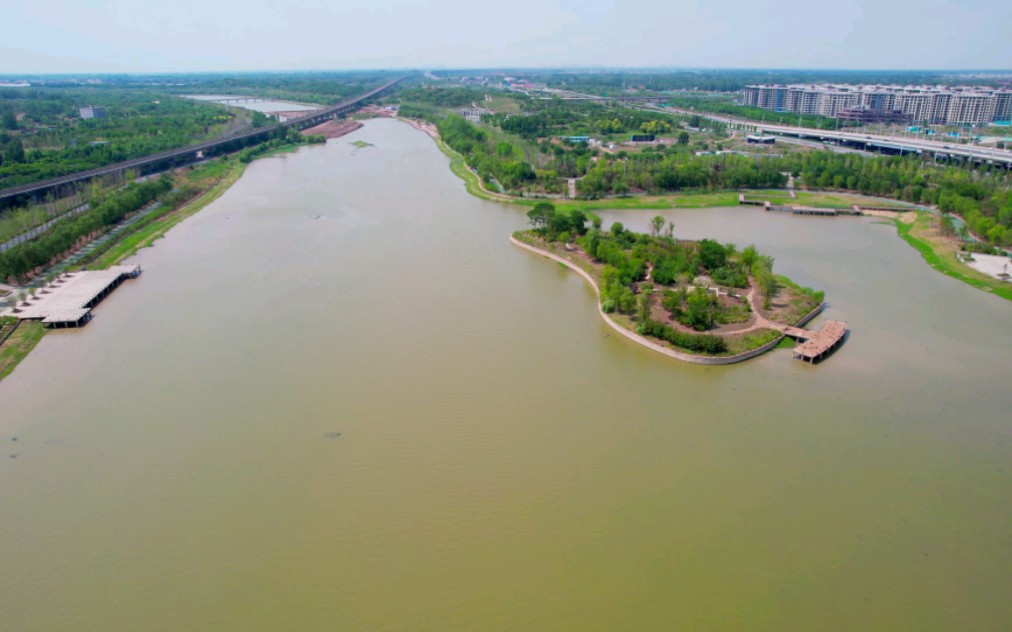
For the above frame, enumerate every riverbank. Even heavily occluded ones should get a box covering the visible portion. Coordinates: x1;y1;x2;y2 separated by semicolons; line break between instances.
0;320;44;380
895;211;1012;302
89;161;247;269
0;160;253;381
400;118;1009;303
299;119;363;139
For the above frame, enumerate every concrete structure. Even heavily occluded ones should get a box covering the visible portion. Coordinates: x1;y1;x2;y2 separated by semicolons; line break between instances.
79;106;107;119
4;265;141;327
788;320;848;363
743;84;1012;126
667;106;1012;168
837;106;912;125
746;135;776;144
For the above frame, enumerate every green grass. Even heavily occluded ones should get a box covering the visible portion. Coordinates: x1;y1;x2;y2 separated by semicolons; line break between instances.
91;161;247;269
895;215;1012;302
552;191;741;213
351;140;374;148
794;191;916;210
776;336;796;349
0;321;46;381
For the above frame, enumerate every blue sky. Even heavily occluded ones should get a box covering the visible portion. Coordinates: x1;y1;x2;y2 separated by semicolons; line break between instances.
1;0;1009;73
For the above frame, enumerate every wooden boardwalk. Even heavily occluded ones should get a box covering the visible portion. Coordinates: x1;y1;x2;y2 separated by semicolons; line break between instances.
789;320;848;363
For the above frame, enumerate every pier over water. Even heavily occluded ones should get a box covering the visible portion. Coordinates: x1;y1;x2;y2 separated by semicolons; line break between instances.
4;265;141;327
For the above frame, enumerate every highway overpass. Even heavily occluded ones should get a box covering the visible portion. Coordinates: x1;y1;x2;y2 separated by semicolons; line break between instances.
0;77;410;207
664;107;1012;168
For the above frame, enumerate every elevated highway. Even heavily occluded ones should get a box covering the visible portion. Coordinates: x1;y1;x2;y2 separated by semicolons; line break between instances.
664;107;1012;168
0;77;410;207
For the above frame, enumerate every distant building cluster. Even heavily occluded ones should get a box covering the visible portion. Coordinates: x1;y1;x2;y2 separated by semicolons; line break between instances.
742;84;1012;126
79;106;107;120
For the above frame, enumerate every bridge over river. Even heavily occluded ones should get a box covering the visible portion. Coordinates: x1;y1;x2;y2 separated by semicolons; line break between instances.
0;76;410;207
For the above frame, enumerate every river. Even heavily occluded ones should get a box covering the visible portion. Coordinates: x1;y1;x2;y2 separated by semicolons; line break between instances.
1;118;1010;631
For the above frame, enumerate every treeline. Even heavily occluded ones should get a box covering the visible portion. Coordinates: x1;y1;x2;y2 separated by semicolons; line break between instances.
778;152;1012;246
404;89;1011;247
397;86;487;108
396;104;441;123
483;100;688;140
165;71;397;105
0;177;171;281
521;70;958;93
437;114;537;191
572;149;1011;247
578;151;787;196
0;89;233;189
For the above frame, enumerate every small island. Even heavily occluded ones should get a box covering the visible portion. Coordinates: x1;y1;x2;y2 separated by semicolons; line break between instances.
512;203;845;364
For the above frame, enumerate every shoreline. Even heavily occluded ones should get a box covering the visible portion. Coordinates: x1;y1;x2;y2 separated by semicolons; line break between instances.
396;118;1009;303
509;234;789;365
0;159;252;381
299;119;363;139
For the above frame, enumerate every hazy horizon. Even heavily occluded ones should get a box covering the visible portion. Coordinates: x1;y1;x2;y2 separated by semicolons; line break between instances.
2;0;1009;74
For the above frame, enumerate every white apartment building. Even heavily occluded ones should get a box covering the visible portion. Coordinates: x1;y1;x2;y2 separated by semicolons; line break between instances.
742;84;1012;125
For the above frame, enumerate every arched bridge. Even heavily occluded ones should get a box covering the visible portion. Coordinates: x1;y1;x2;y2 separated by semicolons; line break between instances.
0;76;410;207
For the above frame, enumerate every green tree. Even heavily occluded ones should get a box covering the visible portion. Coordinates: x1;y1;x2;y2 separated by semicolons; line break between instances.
686;288;715;330
650;215;665;238
526;202;556;235
637;282;655;325
741;245;759;270
4;138;25;164
677;132;690;146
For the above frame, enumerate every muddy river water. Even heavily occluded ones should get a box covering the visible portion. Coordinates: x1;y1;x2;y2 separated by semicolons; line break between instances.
1;119;1010;630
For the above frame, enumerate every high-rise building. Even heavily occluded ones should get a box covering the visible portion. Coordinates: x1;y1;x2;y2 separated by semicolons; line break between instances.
742;84;1012;125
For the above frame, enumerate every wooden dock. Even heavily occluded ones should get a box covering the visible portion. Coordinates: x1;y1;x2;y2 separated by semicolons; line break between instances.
4;265;141;328
789;320;848;363
738;193;865;217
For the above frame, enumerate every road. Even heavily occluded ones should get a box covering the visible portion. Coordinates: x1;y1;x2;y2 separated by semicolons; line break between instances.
664;107;1012;167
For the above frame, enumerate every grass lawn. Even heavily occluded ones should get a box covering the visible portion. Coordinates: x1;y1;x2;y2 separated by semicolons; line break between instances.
794;191;917;209
896;212;1012;302
0;321;45;381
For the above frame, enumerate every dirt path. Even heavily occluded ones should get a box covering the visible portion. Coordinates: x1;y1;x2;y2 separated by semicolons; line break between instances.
744;286;786;333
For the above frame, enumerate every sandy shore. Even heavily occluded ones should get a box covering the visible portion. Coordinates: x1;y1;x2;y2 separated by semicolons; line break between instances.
400;117;440;140
299;119;363;139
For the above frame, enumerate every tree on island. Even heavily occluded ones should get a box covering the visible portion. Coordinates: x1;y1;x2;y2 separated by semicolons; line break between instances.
527;202;555;234
527;203;588;242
